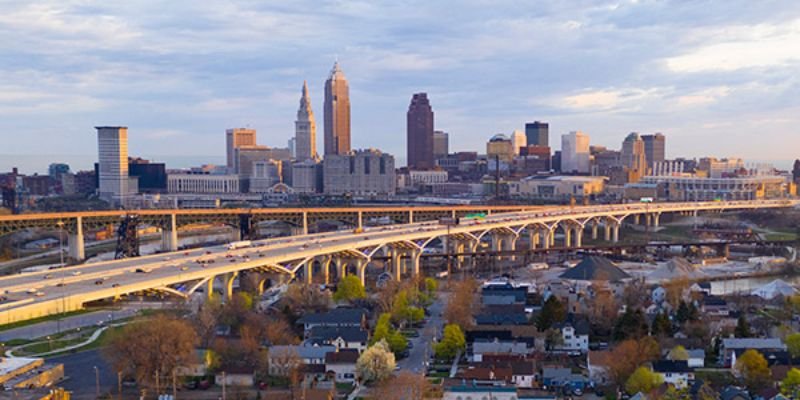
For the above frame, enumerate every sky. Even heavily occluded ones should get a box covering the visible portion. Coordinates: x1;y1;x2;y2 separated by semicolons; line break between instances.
1;0;800;173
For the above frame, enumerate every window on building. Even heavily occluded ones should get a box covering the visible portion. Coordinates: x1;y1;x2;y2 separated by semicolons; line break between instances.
380;158;386;174
349;157;355;174
364;157;371;174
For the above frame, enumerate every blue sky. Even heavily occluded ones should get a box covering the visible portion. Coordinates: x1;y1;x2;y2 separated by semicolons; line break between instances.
2;0;799;172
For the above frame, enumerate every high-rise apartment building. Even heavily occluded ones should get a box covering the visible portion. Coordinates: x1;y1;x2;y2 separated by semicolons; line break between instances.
560;131;590;174
324;62;351;156
226;128;257;171
433;130;449;158
406;93;434;169
510;130;527;155
525;121;549;147
97;126;137;203
295;81;317;161
487;134;514;163
641;133;665;168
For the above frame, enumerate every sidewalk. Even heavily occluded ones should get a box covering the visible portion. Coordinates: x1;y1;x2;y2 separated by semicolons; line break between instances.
7;322;126;358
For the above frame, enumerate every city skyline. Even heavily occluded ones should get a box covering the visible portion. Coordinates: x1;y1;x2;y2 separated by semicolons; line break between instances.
2;1;800;172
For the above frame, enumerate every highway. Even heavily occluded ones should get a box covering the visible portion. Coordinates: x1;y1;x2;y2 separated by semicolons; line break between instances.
0;200;795;324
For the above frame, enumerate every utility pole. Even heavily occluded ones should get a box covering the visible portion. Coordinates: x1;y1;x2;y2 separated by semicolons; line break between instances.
57;220;64;334
93;366;100;399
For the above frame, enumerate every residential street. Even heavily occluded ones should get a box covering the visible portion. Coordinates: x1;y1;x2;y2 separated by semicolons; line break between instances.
397;291;447;373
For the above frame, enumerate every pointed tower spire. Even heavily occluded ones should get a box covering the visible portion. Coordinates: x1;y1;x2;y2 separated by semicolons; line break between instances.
295;80;317;161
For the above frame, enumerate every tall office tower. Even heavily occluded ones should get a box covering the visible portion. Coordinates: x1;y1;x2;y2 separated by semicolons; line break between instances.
96;126;134;202
560;131;590;174
621;132;648;183
295;81;317;161
432;130;449;158
525;121;549;147
510;129;527;155
641;133;666;168
406;93;435;169
226;128;257;171
486;134;514;163
287;137;296;159
324;62;351;156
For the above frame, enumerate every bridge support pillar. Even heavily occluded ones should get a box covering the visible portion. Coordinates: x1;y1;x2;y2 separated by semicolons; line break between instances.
410;248;421;277
391;250;402;280
504;235;516;261
161;214;178;252
356;259;366;286
528;229;539;250
645;214;652;227
455;241;466;268
604;222;611;241
652;213;661;228
357;211;363;231
67;216;85;262
562;224;572;248
408;210;414;224
335;258;345;280
612;223;620;243
491;233;502;260
207;276;215;300
223;272;238;301
573;225;583;248
302;212;309;235
304;261;313;285
540;228;551;249
591;221;599;240
321;256;332;285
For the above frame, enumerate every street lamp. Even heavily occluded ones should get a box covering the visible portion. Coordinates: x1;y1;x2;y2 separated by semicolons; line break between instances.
57;220;65;334
93;366;100;399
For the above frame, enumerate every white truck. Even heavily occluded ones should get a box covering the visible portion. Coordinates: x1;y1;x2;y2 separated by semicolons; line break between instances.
226;240;252;250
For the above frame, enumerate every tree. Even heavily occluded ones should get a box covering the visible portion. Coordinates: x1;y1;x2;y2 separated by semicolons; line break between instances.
372;370;430;400
734;315;752;338
356;339;396;383
664;277;690;307
194;298;223;348
423;277;438;294
267;345;302;379
282;283;332;317
734;349;771;391
622;278;649;309
334;275;367;303
651;311;672;337
587;282;618;333
668;345;690;361
786;333;800;359
625;366;663;395
104;315;198;387
781;368;800;395
261;314;299;346
443;278;479;330
613;308;648;341
371;313;407;354
536;295;566;332
434;324;466;360
392;290;424;327
602;337;660;387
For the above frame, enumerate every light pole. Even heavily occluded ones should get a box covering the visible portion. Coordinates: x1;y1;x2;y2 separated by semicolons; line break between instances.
93;366;100;399
57;220;65;334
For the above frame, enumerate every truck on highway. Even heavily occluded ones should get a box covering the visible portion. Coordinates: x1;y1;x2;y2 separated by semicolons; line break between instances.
226;240;252;250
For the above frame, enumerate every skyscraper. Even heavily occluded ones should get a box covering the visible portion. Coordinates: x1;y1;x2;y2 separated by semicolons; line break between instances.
406;93;434;169
525;121;549;147
226;128;257;171
621;132;648;183
641;133;666;168
295;81;317;161
510;130;527;155
97;126;135;203
433;130;449;158
324;62;351;156
560;131;590;174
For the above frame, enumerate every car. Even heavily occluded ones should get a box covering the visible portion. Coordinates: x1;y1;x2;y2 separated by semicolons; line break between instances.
43;274;53;280
94;280;104;285
135;268;151;273
26;288;37;294
112;283;120;288
35;291;45;297
180;266;189;271
72;271;82;276
56;282;66;287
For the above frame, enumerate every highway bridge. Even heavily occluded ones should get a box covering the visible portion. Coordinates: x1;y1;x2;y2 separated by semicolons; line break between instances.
0;199;796;324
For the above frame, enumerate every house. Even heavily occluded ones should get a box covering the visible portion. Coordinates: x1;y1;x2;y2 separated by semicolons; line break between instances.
720;386;751;400
308;326;368;353
701;296;729;316
297;308;366;336
553;319;590;354
690;282;712;296
443;384;519;400
587;351;612;386
541;367;586;390
472;340;531;362
721;338;786;367
176;349;213;377
215;366;254;387
509;360;536;388
325;349;359;383
474;313;529;325
300;364;327;383
461;366;513;383
687;349;705;368
652;360;694;389
268;343;336;376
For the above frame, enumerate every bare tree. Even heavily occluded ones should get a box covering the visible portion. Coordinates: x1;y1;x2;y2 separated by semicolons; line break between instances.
282;283;332;317
372;371;430;400
444;278;479;330
104;315;198;387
